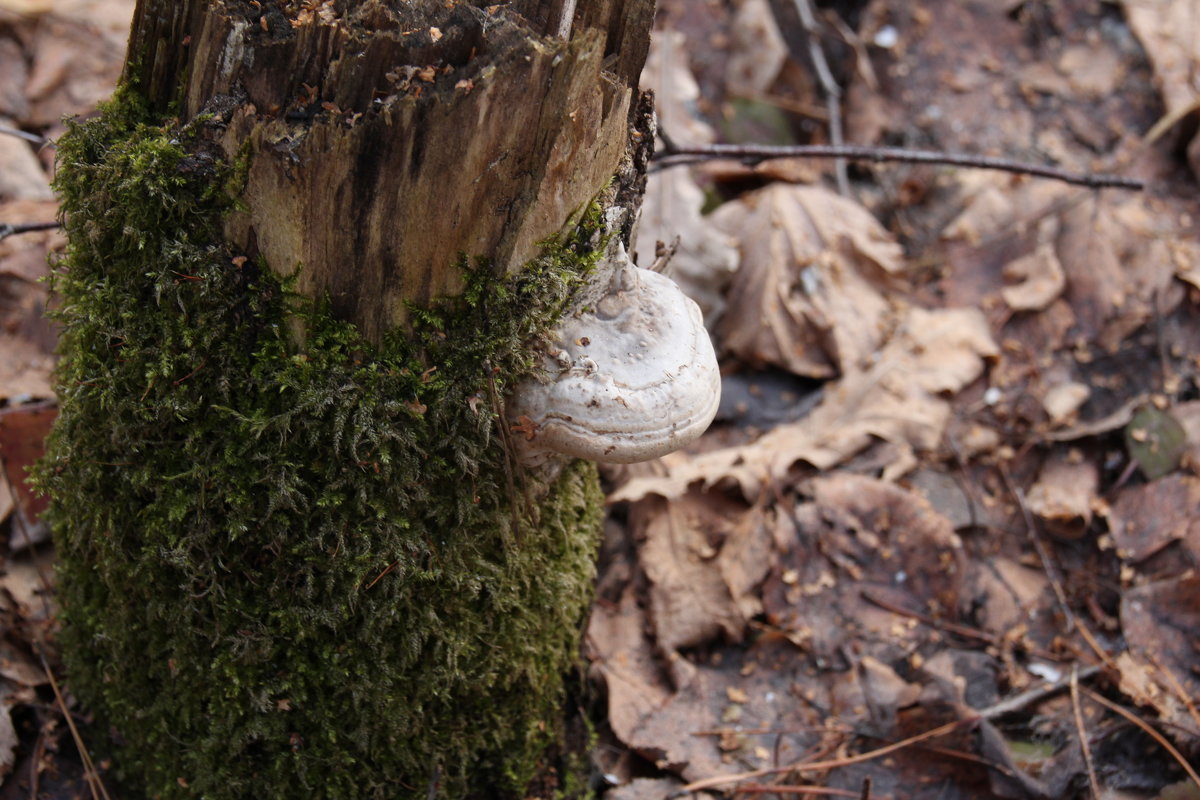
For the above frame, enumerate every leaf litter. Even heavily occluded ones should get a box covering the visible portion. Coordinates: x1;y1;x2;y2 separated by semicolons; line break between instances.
2;0;1200;798
600;0;1200;798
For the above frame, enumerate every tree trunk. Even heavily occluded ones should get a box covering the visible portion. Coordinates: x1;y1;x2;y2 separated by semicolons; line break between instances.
42;1;652;798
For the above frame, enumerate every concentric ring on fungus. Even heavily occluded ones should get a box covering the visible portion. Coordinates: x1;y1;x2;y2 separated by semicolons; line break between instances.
508;249;721;465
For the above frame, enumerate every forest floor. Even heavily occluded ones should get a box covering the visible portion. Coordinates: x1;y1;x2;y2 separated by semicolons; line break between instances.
0;1;1199;799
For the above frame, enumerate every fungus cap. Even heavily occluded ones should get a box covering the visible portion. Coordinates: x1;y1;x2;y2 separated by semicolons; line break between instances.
509;255;720;465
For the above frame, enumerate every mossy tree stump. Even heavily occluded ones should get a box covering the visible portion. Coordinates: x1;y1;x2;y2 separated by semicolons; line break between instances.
40;1;652;797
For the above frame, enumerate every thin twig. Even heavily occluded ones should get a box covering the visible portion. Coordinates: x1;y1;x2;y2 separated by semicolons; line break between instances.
0;221;61;241
997;463;1077;632
30;726;45;800
979;664;1103;720
39;652;112;800
674;717;973;795
860;588;999;645
692;725;826;737
652;141;1144;190
794;0;849;195
1146;651;1200;734
2;461;109;800
1083;689;1200;790
859;588;1068;664
0;125;53;148
1071;666;1101;799
735;786;860;797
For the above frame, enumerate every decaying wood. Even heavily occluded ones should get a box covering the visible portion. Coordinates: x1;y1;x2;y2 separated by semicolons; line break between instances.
122;0;652;343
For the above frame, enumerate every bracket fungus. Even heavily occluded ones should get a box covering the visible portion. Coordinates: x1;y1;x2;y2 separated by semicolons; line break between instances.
508;246;721;465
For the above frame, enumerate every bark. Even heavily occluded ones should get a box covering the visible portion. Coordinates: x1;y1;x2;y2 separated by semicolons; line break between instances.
43;1;654;798
125;0;651;342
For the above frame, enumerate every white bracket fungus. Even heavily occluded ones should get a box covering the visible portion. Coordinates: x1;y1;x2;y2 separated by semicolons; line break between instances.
507;245;721;465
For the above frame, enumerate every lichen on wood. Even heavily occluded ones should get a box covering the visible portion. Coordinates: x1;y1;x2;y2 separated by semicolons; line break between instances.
40;87;610;799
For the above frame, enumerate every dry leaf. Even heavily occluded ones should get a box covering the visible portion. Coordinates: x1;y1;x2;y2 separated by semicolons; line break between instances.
23;17;126;127
611;306;997;502
1172;400;1200;474
969;557;1050;636
1119;576;1200;745
763;474;966;665
640;30;714;147
629;491;775;653
586;584;672;749
858;656;921;731
0;127;53;200
0;638;44;686
631;492;749;652
1041;381;1089;426
1001;240;1064;311
1057;44;1125;98
0;0;51;13
0;701;14;780
1107;474;1200;565
0;400;55;525
1024;453;1097;540
0;335;54;401
712;183;907;378
1122;0;1200;176
634;168;738;325
724;0;787;98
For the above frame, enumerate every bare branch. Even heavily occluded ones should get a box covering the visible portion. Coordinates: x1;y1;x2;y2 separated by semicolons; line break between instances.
0;124;55;149
653;140;1144;191
0;221;61;241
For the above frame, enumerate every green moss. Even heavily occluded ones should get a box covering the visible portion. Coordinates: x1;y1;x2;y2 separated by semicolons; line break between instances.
40;88;605;799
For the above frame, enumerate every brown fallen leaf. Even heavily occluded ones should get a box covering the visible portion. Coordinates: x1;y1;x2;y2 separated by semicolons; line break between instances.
0;335;54;402
1024;451;1098;540
630;491;752;652
1173;400;1200;474
618;640;828;783
22;13;127;128
0;198;63;282
0;124;53;200
724;0;786;99
1118;576;1200;747
858;656;921;731
0;700;14;781
605;777;717;800
0;637;44;687
640;29;715;148
1057;44;1126;99
712;183;907;378
968;556;1050;641
763;473;966;666
0;0;51;12
610;305;998;502
635;168;738;325
1107;474;1200;566
1122;0;1200;177
640;492;775;653
1041;380;1090;427
0;400;55;526
1001;238;1064;312
1058;199;1160;352
585;583;672;755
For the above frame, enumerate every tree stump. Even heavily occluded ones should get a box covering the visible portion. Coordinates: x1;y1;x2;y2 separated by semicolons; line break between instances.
41;1;653;797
